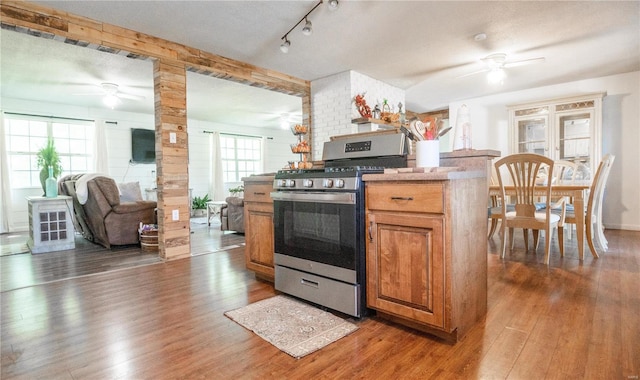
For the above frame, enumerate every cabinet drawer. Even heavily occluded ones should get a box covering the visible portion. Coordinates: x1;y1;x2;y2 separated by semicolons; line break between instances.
366;183;444;214
243;183;273;203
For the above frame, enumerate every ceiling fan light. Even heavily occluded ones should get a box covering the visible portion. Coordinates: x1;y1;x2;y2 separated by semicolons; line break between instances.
327;0;339;10
302;19;312;36
487;68;506;85
103;94;119;109
280;38;290;53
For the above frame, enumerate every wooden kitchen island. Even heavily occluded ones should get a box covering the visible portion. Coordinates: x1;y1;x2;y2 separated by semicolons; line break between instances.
362;168;488;342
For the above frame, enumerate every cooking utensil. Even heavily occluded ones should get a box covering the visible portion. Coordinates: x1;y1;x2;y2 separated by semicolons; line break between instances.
400;126;419;142
410;120;426;140
436;126;453;139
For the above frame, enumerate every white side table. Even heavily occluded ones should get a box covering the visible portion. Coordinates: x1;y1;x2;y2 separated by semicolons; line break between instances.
206;201;227;226
27;196;75;254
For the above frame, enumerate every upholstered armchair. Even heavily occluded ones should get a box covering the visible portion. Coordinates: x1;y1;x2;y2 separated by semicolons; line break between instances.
59;174;157;248
220;196;245;233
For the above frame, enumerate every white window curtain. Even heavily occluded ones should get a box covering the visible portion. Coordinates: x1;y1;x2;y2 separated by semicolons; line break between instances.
209;132;225;201
260;136;266;174
0;113;12;233
93;120;110;174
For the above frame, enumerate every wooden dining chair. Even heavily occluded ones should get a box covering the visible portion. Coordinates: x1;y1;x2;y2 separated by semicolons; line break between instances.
551;160;578;184
494;153;565;264
489;159;570;240
556;154;615;258
544;160;579;238
488;165;502;239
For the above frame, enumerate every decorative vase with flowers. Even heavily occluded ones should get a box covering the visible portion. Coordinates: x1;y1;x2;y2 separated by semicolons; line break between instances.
36;138;62;196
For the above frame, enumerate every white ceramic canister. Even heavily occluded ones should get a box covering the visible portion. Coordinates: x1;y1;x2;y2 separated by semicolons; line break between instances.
416;140;440;168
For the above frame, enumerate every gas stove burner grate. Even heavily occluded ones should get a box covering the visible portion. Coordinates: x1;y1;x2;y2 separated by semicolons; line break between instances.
324;165;385;174
275;166;384;180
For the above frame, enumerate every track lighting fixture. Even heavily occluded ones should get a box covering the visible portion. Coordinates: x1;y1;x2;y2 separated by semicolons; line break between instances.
280;38;290;53
279;0;336;53
302;18;312;36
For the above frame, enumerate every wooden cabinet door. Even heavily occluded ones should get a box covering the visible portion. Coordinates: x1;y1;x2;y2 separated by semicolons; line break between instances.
366;211;445;328
244;202;274;278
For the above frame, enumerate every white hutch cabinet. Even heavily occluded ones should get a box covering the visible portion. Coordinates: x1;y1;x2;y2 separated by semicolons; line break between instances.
508;92;605;179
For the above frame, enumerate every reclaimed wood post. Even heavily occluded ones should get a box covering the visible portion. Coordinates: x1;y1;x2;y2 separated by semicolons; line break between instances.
154;59;190;260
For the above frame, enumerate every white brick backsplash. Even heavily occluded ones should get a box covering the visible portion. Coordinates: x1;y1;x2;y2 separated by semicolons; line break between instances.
311;70;405;159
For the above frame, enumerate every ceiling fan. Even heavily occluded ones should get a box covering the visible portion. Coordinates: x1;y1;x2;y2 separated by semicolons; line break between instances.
457;53;545;84
73;82;146;108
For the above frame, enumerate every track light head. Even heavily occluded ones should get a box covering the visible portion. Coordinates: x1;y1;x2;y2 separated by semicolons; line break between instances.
302;18;312;36
278;0;331;52
280;38;290;53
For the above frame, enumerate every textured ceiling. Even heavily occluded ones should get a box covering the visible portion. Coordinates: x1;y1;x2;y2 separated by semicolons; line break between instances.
2;1;638;128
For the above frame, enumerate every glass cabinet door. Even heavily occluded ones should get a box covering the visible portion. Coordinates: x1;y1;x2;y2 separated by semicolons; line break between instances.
513;106;549;156
557;110;594;179
557;111;592;161
516;116;548;155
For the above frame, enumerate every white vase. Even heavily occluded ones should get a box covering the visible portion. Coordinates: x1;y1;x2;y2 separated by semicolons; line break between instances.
453;104;472;150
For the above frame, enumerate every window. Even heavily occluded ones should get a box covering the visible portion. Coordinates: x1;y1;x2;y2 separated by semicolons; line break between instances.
4;114;95;188
220;135;262;182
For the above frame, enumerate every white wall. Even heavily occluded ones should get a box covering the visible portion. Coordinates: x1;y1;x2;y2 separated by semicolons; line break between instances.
311;70;404;159
186;118;297;199
448;71;640;231
1;98;297;232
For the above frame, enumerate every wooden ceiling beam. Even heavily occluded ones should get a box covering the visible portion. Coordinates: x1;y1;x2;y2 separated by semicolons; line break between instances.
0;1;310;97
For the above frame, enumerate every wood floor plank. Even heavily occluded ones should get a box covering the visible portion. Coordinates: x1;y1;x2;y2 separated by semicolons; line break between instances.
477;326;529;379
508;315;562;379
1;227;639;379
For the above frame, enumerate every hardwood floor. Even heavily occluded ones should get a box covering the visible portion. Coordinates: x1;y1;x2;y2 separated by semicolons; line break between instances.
0;220;245;292
1;227;639;379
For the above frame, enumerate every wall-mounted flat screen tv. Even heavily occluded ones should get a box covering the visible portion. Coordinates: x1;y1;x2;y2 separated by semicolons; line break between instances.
131;128;156;164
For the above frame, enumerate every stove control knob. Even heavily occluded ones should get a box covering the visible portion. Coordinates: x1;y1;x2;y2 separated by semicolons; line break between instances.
303;179;314;188
285;179;296;188
335;179;345;188
276;179;286;187
323;179;334;188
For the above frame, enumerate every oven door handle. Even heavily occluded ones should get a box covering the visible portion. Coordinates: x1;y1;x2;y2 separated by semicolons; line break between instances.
270;191;356;205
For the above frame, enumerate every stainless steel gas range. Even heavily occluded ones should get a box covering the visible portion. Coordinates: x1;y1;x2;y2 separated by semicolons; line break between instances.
271;133;408;317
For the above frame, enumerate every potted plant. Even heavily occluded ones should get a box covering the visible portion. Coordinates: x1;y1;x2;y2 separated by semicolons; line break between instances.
36;137;63;195
229;185;244;198
191;194;210;217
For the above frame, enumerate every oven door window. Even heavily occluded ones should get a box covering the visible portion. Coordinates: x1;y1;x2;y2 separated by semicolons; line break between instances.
274;200;357;270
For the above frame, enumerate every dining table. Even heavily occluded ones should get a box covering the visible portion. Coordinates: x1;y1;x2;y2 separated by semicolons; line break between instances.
489;181;593;260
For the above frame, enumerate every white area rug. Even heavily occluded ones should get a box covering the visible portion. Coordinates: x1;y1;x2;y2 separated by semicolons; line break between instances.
224;295;359;359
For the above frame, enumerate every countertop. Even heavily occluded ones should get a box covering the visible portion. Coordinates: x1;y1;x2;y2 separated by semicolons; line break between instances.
242;174;275;182
363;167;485;181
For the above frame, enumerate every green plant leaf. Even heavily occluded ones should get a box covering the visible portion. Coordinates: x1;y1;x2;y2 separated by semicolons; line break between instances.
36;137;63;178
192;194;210;209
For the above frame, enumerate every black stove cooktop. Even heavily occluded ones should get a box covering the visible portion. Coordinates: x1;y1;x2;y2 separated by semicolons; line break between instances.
275;165;385;179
